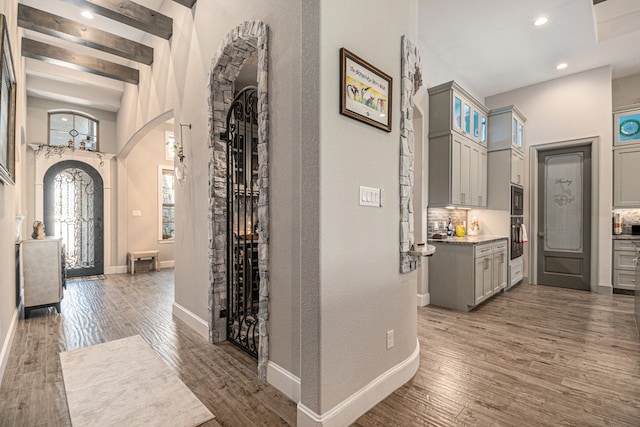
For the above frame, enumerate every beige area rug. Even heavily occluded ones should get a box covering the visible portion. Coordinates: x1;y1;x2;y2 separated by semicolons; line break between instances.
60;335;214;427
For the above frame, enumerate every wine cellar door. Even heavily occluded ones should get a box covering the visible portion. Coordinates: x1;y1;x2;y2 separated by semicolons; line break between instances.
225;86;260;358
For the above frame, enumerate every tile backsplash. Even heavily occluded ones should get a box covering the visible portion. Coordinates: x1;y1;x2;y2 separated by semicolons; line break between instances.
612;209;640;234
427;208;468;237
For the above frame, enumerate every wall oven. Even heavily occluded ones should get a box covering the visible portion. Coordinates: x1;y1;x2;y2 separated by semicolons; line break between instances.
511;185;523;216
511;216;524;260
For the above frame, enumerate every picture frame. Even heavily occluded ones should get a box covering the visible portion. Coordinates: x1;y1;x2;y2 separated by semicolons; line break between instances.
340;48;392;132
613;105;640;147
0;14;16;185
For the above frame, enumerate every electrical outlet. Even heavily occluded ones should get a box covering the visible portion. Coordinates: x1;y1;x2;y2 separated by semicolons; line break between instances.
386;330;394;349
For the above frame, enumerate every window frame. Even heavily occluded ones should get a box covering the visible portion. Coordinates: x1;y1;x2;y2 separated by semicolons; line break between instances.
48;110;100;151
158;166;176;243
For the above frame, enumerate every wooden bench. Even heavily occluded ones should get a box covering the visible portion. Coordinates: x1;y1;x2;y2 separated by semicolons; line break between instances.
127;250;160;274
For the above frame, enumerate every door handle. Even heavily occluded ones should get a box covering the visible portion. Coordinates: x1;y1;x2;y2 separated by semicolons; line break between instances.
538;232;544;238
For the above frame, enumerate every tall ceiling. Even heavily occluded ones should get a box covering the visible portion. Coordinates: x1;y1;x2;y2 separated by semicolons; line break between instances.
17;0;640;113
419;0;640;98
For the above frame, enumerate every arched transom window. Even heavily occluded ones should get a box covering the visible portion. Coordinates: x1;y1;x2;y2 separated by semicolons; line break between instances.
48;111;99;151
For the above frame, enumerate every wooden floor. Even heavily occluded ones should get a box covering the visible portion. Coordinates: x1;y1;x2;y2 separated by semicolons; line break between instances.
1;272;639;426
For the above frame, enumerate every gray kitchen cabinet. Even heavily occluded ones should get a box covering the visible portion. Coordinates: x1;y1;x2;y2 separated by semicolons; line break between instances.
21;237;64;317
613;145;640;208
613;239;639;291
429;238;508;311
428;80;489;145
487;105;526;152
431;133;487;208
510;149;524;186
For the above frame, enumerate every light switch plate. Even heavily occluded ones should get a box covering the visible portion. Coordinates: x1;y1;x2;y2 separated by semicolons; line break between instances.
132;210;142;217
360;186;382;207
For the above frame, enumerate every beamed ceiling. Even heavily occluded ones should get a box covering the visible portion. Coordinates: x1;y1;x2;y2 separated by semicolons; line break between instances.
19;0;196;112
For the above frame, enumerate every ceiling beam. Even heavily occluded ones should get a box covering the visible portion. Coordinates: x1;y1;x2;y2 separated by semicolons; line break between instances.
18;4;153;65
60;0;173;39
172;0;197;7
22;38;139;85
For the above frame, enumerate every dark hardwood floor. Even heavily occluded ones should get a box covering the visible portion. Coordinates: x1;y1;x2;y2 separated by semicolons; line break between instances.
1;272;639;426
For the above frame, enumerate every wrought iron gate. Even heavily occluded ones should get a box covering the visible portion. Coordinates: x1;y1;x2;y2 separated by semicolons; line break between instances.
225;86;259;358
44;161;104;278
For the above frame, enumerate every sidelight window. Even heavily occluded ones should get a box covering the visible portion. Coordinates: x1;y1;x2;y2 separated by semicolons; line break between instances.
159;167;175;241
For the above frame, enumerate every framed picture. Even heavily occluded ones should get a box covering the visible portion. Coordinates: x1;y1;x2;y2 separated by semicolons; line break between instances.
164;130;175;161
614;106;640;146
0;14;16;185
340;48;392;132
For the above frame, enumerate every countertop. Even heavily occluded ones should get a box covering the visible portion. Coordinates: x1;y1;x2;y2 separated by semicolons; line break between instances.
612;234;640;240
428;235;508;245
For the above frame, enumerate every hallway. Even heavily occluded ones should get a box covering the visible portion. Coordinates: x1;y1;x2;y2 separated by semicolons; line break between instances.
1;272;639;426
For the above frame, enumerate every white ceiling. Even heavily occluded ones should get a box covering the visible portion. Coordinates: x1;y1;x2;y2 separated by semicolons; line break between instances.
19;0;640;112
419;0;640;98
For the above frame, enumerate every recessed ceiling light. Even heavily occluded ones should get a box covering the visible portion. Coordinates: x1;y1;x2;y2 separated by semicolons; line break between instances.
534;17;548;26
81;10;94;19
556;63;568;70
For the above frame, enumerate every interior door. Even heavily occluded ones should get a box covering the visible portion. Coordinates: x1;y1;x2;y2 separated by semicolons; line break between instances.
44;160;104;278
537;145;591;290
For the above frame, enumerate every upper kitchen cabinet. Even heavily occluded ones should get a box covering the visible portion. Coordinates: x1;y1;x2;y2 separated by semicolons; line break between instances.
429;123;487;208
428;81;488;208
429;81;489;145
613;145;640;207
487;105;526;152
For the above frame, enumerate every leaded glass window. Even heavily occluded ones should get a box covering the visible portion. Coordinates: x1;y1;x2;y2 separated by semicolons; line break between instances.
49;111;99;151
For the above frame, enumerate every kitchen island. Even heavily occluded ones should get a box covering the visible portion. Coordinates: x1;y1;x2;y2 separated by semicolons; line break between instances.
428;236;508;311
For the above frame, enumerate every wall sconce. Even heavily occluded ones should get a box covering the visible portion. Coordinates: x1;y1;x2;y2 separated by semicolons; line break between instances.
175;123;191;186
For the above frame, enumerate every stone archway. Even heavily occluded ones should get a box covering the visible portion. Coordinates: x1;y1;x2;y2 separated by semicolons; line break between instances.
208;21;269;379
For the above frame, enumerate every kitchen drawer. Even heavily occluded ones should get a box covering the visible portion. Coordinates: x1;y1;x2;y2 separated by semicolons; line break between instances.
493;241;508;252
613;270;637;290
475;243;494;257
510;257;523;286
613;251;637;270
613;240;640;251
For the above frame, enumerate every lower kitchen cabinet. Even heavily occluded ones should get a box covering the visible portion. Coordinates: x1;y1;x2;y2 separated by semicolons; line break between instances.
613;238;639;291
429;238;508;311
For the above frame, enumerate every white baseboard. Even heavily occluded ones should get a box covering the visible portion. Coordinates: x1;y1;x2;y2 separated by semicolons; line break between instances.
597;283;613;294
172;302;209;340
417;292;430;307
0;309;18;386
160;260;175;269
267;361;301;403
297;338;420;427
105;265;127;274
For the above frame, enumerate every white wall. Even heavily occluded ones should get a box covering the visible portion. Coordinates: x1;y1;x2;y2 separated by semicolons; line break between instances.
486;66;613;292
117;0;303;391
125;124;175;267
297;0;420;421
0;0;27;383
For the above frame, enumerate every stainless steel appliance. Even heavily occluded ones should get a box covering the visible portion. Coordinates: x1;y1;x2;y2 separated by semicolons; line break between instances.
511;185;524;216
511;216;524;260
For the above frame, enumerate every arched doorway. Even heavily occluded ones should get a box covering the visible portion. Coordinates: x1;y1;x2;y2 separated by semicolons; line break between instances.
43;160;104;278
208;21;269;379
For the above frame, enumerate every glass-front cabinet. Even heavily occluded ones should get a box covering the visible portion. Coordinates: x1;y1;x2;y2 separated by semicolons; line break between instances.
446;86;488;145
487;105;526;152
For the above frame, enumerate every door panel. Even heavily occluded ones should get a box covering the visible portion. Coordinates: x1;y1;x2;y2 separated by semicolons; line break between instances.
537;146;591;290
44;161;104;278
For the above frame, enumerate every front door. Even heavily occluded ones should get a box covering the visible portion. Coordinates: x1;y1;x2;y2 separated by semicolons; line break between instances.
537;145;591;290
44;161;104;278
